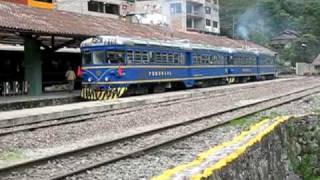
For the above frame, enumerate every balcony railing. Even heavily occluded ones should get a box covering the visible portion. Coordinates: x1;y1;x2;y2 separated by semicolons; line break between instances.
186;10;204;18
186;0;205;5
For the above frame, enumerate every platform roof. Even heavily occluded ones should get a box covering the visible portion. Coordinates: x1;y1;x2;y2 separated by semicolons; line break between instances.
0;1;274;54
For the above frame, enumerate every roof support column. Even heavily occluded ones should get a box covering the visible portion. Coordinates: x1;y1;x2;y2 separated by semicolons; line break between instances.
24;36;42;95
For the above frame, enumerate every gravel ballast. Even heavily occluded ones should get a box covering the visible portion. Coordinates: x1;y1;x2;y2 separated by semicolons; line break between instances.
70;91;320;180
0;77;319;170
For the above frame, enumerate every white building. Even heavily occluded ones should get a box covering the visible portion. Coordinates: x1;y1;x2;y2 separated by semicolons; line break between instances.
134;0;220;34
54;0;220;34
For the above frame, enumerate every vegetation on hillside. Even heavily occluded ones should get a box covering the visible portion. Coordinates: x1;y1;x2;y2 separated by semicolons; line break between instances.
220;0;320;66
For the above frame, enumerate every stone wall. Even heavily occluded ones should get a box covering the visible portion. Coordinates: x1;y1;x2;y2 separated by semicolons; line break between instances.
286;116;320;179
209;116;320;180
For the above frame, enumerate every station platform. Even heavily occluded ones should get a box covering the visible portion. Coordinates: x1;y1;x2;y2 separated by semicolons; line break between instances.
0;91;81;112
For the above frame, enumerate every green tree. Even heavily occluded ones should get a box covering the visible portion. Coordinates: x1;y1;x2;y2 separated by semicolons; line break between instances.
282;34;319;66
220;0;320;65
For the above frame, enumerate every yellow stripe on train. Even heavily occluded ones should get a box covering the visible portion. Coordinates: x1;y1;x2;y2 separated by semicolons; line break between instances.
82;87;127;101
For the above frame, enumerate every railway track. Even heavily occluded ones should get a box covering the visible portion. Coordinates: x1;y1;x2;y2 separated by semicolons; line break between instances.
1;84;320;180
0;79;292;136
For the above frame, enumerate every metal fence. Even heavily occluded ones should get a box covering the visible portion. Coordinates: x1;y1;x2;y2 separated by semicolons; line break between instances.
0;81;28;96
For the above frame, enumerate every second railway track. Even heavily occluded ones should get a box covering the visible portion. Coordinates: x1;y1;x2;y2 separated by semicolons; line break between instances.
0;78;296;136
1;83;320;180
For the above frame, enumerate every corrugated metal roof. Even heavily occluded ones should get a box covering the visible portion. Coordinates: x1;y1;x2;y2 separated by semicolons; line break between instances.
0;1;275;54
313;54;320;66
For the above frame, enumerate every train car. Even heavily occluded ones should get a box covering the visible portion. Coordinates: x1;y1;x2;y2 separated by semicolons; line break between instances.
257;53;277;80
80;36;276;100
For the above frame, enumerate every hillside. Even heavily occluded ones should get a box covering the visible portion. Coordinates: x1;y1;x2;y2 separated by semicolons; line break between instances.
220;0;320;65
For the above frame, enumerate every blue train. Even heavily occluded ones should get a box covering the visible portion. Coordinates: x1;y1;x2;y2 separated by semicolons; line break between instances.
80;36;276;100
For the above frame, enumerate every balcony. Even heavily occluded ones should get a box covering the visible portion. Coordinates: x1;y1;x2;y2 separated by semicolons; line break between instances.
186;10;204;18
186;0;205;5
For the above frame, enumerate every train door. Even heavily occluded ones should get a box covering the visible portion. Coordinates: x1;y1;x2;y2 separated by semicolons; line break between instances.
226;53;235;83
256;55;261;80
183;52;194;88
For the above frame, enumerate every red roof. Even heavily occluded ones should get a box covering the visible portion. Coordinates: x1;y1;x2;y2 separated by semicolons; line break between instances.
0;1;274;54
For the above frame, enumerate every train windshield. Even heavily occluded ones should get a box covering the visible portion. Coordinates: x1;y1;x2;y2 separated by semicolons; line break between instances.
82;51;106;65
92;51;105;64
82;51;92;65
82;50;125;65
106;50;125;64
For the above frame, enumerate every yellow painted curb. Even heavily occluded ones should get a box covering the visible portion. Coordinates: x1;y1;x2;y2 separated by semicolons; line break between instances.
151;116;291;180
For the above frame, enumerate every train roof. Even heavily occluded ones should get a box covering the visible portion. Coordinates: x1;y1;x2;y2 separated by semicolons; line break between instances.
81;36;274;56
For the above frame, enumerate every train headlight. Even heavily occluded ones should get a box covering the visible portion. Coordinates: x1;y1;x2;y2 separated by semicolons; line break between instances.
88;77;92;82
105;77;109;82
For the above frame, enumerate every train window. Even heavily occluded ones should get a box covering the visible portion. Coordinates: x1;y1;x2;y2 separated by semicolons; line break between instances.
149;52;156;64
210;55;217;64
148;52;155;64
127;51;134;64
192;55;196;64
168;54;174;64
134;51;142;64
202;55;210;64
228;56;234;65
236;56;242;65
197;55;202;64
192;54;201;64
106;50;125;64
82;52;92;65
261;56;274;65
92;51;105;64
251;56;257;65
173;54;179;64
142;52;149;64
154;52;162;64
210;54;224;65
161;53;168;64
180;53;185;64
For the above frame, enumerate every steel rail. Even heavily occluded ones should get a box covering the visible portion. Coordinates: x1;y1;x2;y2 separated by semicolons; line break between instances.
0;85;319;180
0;78;298;130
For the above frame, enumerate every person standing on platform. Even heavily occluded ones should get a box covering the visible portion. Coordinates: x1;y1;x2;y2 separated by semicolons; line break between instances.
65;67;76;93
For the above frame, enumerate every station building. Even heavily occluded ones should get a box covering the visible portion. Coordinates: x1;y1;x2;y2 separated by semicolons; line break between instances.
0;0;136;95
0;1;269;97
0;0;83;95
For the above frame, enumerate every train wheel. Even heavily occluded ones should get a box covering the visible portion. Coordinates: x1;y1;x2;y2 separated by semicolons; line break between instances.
153;84;166;93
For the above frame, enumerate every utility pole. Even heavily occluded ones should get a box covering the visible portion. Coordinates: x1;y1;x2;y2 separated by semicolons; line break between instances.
232;15;235;39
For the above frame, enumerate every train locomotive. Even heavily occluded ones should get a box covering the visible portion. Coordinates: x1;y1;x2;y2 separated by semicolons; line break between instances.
80;36;276;100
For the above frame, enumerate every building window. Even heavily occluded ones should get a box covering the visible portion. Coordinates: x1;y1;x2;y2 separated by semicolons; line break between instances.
205;7;211;14
34;0;52;2
187;18;193;28
88;1;104;13
186;2;192;13
206;19;211;26
88;1;120;15
212;21;218;27
170;3;182;14
105;3;120;15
